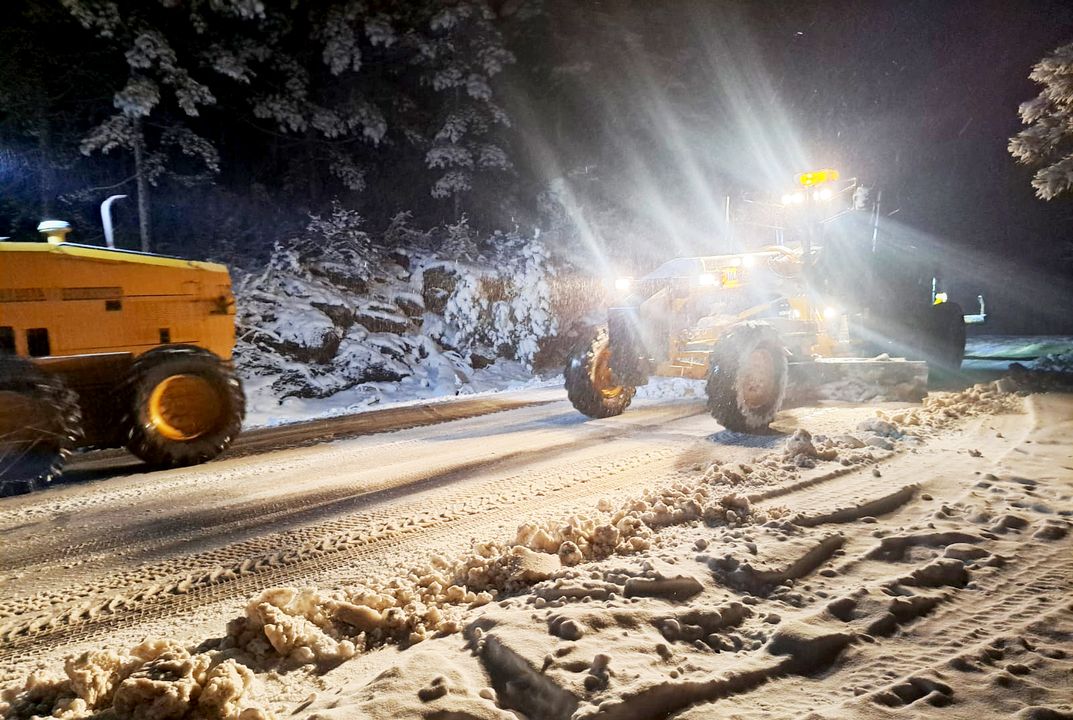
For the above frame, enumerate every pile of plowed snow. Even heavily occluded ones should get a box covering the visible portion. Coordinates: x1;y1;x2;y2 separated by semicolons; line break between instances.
1034;351;1073;373
2;640;272;720
0;380;1048;720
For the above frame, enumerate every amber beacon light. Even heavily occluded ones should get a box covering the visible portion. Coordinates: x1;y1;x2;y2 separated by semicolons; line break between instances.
794;169;840;187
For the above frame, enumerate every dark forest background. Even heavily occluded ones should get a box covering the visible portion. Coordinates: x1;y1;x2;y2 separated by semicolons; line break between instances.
2;0;1071;331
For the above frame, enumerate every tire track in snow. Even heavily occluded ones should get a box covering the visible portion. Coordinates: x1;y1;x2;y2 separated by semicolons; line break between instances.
0;391;560;527
0;396;921;678
0;405;712;667
0;402;701;581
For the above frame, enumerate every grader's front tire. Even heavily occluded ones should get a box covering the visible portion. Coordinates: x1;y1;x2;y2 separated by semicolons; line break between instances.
706;323;788;432
125;347;244;467
565;328;636;418
0;355;81;496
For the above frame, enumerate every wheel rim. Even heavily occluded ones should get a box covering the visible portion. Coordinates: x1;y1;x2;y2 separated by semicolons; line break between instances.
592;346;625;399
739;348;777;410
0;390;56;472
148;374;224;441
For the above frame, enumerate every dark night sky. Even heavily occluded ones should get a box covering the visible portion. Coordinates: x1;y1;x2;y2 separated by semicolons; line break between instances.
748;1;1073;328
756;0;1073;248
513;0;1073;332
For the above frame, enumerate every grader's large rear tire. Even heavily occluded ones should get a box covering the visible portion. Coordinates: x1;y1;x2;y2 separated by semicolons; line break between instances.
565;328;636;418
919;302;965;374
706;322;788;432
125;347;244;467
0;355;81;496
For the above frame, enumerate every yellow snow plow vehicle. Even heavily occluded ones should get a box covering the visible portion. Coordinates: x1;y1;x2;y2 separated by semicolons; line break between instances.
0;219;244;495
566;170;977;431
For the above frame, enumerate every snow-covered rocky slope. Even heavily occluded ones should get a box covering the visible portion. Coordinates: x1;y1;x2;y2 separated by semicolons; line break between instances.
233;210;570;427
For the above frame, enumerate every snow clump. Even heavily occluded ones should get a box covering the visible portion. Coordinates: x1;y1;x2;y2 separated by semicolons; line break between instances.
0;640;272;720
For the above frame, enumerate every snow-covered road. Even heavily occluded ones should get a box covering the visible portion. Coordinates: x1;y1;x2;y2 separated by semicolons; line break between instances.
2;383;1071;720
1;389;919;681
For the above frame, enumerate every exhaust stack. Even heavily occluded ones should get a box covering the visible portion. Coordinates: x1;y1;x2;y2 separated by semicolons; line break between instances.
100;194;127;249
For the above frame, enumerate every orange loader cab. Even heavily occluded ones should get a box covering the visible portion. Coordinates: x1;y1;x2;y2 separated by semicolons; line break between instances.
0;227;244;495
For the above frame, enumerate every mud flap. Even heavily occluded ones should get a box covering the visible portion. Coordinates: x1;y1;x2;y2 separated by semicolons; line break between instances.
786;358;929;404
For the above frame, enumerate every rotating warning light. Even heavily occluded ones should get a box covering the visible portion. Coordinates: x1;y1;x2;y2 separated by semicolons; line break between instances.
794;169;840;187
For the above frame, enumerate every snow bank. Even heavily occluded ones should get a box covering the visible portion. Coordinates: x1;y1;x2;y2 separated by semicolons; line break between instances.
964;335;1073;361
216;382;1022;668
634;376;706;402
243;361;560;429
963;335;1073;372
0;640;272;720
1034;350;1073;373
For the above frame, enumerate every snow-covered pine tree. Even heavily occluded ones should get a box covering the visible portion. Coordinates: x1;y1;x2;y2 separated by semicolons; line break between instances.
45;0;531;245
247;2;390;201
415;2;515;211
1009;40;1073;200
228;1;519;217
64;0;255;250
0;3;114;228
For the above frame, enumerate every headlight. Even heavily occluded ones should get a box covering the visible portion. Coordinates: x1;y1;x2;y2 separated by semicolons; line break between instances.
823;306;841;320
614;276;633;292
698;273;717;287
814;187;834;202
782;192;806;205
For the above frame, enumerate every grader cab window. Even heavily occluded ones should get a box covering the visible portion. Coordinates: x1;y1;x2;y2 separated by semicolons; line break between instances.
0;327;13;354
26;328;51;357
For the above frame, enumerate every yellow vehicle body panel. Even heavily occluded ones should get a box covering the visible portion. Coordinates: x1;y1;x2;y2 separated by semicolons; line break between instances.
0;242;236;361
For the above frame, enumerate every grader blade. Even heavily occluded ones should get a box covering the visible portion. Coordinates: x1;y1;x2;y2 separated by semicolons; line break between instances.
786;357;929;404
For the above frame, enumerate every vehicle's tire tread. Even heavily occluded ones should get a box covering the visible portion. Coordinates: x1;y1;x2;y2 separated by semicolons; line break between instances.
125;346;245;467
0;355;81;496
706;322;788;432
565;328;636;419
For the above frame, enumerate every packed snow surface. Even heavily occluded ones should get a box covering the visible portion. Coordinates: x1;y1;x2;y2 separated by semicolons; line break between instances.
243;361;561;429
7;376;1071;720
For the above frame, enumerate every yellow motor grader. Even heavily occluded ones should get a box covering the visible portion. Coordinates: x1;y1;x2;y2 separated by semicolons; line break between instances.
0;217;244;495
565;170;973;431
